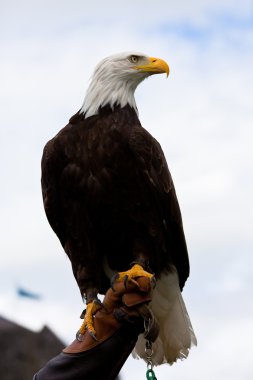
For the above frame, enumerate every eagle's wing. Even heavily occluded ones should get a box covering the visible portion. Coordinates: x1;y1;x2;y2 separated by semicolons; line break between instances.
130;124;195;365
41;137;66;248
129;125;189;290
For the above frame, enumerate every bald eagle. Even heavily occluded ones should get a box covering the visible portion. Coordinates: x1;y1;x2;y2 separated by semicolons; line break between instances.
41;52;196;365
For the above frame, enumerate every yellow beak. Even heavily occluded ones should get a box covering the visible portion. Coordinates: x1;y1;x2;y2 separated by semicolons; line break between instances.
134;56;170;77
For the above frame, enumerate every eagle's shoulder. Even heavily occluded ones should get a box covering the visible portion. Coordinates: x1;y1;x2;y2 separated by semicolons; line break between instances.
42;110;88;165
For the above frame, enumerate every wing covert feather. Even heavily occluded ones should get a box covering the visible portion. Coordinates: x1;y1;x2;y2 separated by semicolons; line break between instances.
129;125;189;289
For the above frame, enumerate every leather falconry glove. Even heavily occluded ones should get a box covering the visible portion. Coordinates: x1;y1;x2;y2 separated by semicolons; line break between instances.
33;277;159;380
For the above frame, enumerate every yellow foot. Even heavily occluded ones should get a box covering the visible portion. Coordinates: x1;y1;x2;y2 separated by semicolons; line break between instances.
76;300;101;341
112;264;154;288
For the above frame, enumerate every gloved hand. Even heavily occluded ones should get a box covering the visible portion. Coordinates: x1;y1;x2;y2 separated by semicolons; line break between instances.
34;277;159;380
64;276;156;353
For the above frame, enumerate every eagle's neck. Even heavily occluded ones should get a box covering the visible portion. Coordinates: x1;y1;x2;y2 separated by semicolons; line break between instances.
80;72;145;119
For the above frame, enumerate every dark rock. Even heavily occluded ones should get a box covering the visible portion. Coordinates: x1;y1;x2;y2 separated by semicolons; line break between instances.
0;315;65;380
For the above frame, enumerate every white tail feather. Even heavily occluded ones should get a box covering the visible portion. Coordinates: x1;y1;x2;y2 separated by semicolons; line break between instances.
133;268;197;365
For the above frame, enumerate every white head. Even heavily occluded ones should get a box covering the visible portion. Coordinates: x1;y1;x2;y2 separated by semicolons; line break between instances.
80;52;169;118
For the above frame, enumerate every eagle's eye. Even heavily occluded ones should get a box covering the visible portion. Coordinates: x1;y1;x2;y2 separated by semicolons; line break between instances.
129;55;139;64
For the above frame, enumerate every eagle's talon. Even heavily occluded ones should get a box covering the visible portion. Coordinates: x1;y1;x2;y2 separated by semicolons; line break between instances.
111;273;120;291
151;276;157;288
93;298;103;306
88;330;99;341
93;297;108;312
77;299;101;339
114;264;154;288
76;330;85;342
123;274;129;288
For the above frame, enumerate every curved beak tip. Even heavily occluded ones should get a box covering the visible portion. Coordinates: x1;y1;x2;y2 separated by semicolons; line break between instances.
152;57;170;77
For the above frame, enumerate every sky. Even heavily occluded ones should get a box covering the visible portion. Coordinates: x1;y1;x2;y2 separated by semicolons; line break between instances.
1;0;253;379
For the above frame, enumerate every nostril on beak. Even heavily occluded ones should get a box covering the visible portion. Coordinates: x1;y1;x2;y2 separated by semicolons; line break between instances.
152;59;157;63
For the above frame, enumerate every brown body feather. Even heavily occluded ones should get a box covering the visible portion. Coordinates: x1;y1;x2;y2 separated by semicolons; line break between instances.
41;105;189;296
